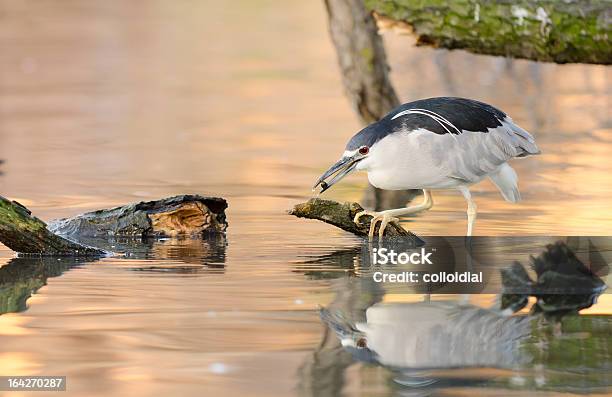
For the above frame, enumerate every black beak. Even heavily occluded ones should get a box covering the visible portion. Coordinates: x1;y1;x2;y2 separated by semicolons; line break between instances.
313;155;362;193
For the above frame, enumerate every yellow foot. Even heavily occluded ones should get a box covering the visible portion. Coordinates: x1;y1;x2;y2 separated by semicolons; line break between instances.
354;210;400;240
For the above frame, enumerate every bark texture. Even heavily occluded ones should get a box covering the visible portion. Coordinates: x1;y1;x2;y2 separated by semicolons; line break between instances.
325;0;400;124
0;195;228;256
367;0;612;64
289;198;422;242
48;195;228;238
324;0;418;209
0;196;104;256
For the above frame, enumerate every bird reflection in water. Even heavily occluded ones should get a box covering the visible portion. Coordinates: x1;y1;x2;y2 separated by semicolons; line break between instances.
321;301;529;384
297;239;610;395
313;298;610;394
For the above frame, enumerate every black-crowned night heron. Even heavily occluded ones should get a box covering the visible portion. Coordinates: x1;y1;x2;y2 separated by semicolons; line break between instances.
313;97;540;238
320;302;530;370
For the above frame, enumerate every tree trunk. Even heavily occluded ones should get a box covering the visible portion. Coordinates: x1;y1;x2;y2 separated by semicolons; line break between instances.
324;0;419;210
324;0;400;124
366;0;612;65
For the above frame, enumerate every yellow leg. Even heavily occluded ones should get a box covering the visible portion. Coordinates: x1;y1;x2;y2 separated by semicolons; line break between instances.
459;187;477;236
354;190;434;239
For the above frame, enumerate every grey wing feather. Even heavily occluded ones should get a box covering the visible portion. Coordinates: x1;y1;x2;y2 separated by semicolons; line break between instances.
443;117;540;183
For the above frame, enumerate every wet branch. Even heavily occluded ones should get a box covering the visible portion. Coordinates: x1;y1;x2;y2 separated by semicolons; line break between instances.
289;198;420;240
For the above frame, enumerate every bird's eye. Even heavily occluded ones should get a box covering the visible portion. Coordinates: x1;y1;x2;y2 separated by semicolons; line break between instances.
358;146;369;155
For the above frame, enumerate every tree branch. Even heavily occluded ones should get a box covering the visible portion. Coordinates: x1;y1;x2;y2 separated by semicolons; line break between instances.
289;198;422;242
366;0;612;64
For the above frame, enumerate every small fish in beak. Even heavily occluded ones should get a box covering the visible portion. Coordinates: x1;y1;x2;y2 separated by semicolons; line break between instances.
313;147;369;193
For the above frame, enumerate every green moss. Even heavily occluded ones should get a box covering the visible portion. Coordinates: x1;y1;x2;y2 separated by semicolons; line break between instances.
0;280;43;313
360;47;375;72
365;0;611;64
0;196;104;256
0;198;46;231
523;316;612;370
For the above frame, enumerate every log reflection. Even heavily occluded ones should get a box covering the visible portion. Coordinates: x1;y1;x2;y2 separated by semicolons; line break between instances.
0;235;227;315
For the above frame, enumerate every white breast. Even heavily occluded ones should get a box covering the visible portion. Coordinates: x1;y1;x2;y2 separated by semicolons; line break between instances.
357;129;472;190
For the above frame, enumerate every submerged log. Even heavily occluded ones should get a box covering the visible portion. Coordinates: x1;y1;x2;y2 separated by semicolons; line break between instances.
0;194;228;256
366;0;612;65
48;195;228;238
289;198;421;242
0;196;104;256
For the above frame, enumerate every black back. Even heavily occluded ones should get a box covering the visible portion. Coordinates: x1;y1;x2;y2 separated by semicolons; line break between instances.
346;97;507;150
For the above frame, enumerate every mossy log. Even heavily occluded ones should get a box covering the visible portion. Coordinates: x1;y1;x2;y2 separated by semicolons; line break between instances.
366;0;612;64
289;198;421;242
48;195;227;238
0;196;104;256
0;195;228;256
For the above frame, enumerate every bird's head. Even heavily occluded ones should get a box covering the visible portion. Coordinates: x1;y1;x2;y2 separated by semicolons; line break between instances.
312;145;370;193
313;123;383;193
